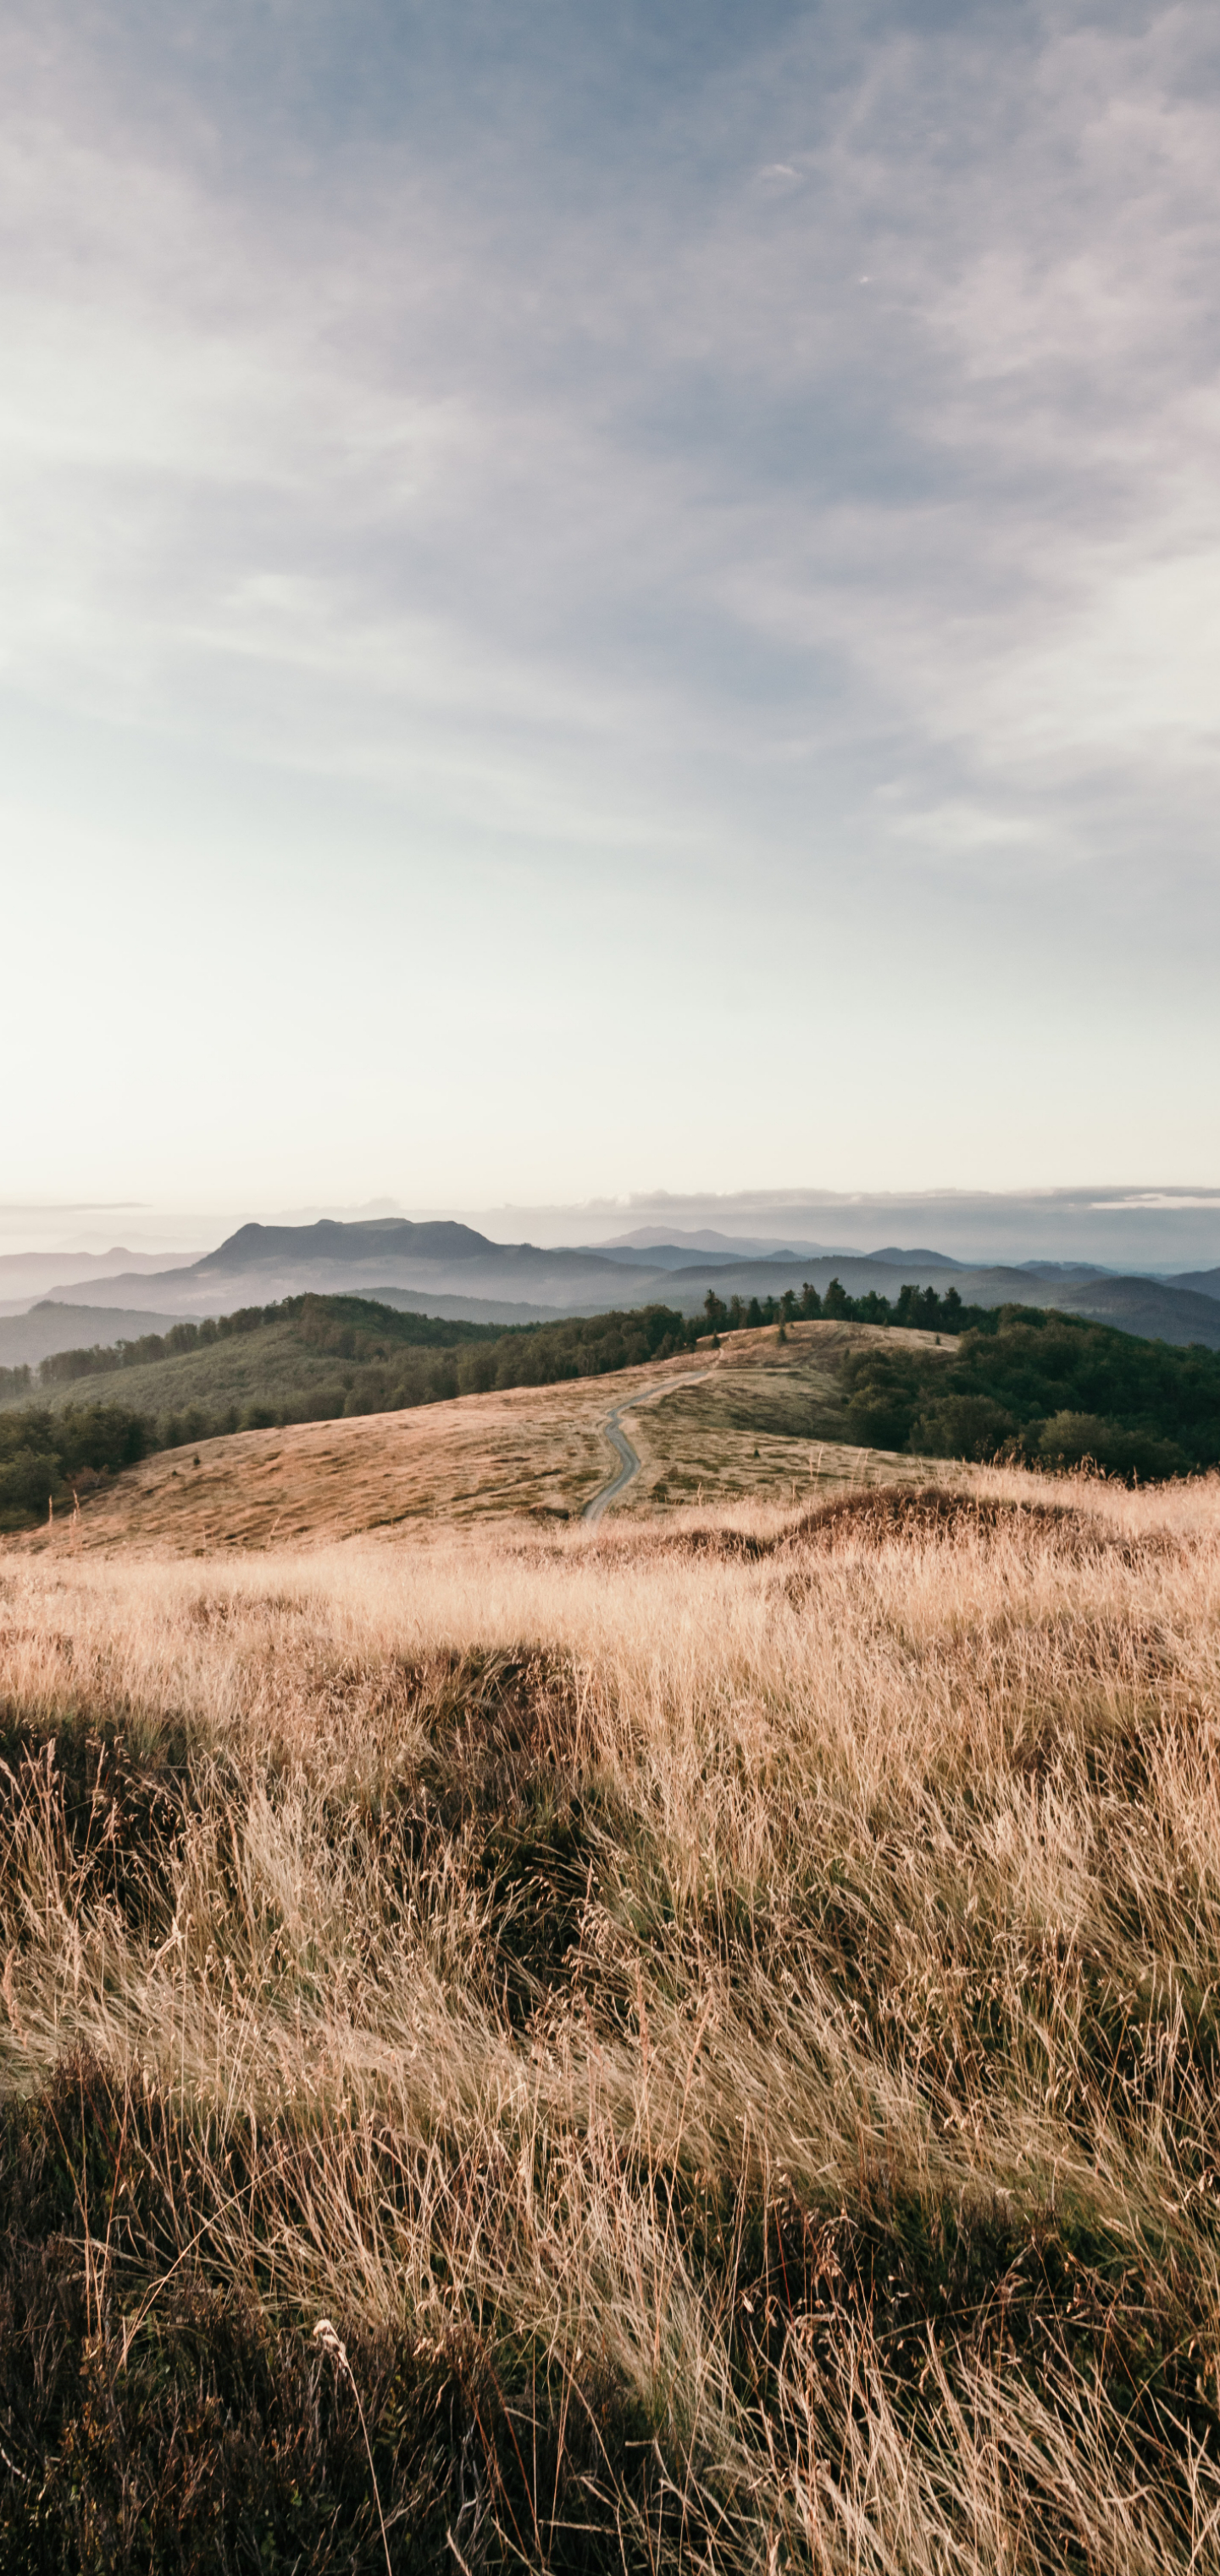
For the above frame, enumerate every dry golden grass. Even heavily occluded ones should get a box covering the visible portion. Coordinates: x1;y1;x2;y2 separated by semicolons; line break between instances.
20;1320;941;1559
605;1321;943;1514
2;1455;1220;2565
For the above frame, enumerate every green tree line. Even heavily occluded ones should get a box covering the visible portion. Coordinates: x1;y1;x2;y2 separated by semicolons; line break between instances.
36;1296;501;1387
705;1280;1220;1474
702;1277;996;1335
0;1404;150;1524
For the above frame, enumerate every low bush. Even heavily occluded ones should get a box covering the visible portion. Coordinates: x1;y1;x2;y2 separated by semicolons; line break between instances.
0;1402;149;1526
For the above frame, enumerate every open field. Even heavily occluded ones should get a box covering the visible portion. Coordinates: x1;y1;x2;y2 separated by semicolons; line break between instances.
3;1441;1220;2568
18;1322;944;1554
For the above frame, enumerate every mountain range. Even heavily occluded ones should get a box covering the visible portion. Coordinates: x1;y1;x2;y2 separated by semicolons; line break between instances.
0;1215;1217;1372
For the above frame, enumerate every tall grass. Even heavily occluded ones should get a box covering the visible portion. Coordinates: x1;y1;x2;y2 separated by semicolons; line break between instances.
2;1468;1219;2568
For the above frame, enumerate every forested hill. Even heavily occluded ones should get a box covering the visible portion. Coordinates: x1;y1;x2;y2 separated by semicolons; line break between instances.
840;1307;1220;1480
12;1293;698;1412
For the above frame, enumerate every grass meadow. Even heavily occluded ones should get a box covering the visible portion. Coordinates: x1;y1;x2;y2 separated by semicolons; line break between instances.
2;1467;1220;2570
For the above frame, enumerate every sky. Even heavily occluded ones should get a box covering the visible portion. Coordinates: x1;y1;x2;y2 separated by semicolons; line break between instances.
3;0;1218;1233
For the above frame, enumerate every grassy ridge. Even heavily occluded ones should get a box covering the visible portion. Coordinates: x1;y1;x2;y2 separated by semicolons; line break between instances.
3;1475;1220;2568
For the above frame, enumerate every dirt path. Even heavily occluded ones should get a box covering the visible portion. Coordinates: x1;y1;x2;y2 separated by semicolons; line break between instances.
583;1368;718;1522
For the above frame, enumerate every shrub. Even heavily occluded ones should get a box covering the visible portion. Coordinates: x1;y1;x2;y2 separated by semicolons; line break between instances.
1034;1409;1189;1480
0;1444;61;1518
912;1392;1016;1463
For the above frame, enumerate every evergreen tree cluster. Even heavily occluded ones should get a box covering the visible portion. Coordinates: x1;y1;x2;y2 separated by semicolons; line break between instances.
0;1404;149;1524
700;1277;993;1335
702;1279;1220;1475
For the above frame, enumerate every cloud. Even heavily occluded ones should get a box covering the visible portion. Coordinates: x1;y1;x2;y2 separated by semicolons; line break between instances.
6;4;1219;838
0;0;1217;1197
446;1182;1220;1269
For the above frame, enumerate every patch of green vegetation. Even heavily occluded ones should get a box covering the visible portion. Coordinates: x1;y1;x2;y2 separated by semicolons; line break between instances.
841;1303;1220;1473
26;1296;701;1424
0;1402;151;1530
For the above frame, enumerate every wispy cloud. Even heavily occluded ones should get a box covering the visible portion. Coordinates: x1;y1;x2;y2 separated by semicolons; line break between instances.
1;1;1217;1202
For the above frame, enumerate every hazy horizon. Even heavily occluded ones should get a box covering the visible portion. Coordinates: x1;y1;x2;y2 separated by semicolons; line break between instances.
4;1183;1220;1274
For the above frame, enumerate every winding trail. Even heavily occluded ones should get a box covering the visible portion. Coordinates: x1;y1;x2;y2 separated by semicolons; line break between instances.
582;1367;718;1523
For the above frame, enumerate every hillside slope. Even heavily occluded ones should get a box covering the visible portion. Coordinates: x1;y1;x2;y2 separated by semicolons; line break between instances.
10;1323;936;1552
0;1302;185;1373
1167;1264;1220;1302
3;1296;703;1437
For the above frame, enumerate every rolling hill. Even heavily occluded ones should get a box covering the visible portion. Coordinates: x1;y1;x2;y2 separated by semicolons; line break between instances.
1167;1265;1220;1302
8;1288;1220;1543
4;1323;940;1551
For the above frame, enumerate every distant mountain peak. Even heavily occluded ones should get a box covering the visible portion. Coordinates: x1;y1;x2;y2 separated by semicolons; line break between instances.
197;1217;497;1273
869;1245;965;1269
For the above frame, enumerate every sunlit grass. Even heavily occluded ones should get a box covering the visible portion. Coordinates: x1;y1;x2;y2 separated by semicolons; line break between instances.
2;1467;1219;2567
